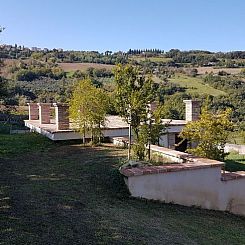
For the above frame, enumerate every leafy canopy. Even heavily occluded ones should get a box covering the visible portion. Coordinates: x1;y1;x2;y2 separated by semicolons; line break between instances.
114;64;162;160
69;78;108;143
179;107;234;161
114;64;155;128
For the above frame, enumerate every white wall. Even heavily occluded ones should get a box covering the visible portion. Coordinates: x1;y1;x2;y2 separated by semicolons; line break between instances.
159;135;168;147
25;120;129;141
126;167;245;216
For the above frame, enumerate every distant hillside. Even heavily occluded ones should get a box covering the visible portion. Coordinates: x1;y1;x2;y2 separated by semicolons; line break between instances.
168;74;227;97
1;46;245;124
58;62;115;72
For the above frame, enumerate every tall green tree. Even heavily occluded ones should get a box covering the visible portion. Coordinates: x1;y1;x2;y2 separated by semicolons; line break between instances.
179;107;234;161
69;78;109;144
114;64;158;160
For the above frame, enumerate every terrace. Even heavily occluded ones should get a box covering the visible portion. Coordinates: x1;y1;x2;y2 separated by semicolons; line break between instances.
25;100;203;149
24;103;129;141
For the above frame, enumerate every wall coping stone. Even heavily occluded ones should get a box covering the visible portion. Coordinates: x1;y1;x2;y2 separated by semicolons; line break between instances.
121;145;224;177
53;103;69;107
221;171;245;181
120;162;224;177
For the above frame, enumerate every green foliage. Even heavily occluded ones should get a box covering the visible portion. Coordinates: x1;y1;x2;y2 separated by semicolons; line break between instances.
15;66;66;81
241;68;245;75
132;120;166;160
157;93;187;119
204;73;245;122
113;64;157;160
180;107;234;161
0;76;8;100
69;78;109;144
114;64;155;126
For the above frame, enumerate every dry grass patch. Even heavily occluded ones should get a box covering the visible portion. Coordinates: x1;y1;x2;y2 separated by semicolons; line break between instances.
58;62;115;72
196;67;242;75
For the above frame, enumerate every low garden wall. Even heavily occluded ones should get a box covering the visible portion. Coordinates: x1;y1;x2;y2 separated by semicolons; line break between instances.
121;146;245;216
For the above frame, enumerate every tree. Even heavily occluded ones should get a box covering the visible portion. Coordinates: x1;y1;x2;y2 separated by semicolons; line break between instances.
0;26;5;33
157;93;186;120
113;64;158;160
0;26;7;102
0;76;8;102
69;78;109;144
179;107;234;161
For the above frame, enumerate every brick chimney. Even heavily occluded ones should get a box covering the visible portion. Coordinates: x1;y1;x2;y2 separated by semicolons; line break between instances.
38;103;51;124
148;101;158;112
27;103;39;120
53;103;69;130
183;100;201;121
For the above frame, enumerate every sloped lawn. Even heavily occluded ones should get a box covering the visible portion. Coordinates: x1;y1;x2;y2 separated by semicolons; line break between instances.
0;133;245;244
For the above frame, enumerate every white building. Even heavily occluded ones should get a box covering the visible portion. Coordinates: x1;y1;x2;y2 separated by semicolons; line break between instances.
24;100;200;151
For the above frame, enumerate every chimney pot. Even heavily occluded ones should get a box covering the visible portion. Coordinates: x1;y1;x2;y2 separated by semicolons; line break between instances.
183;100;201;121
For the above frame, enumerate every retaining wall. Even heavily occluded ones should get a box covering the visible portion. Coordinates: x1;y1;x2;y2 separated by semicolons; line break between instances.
121;146;245;216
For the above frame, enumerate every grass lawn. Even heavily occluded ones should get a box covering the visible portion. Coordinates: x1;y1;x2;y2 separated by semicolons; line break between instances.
0;133;55;157
0;134;245;244
169;74;226;96
225;153;245;172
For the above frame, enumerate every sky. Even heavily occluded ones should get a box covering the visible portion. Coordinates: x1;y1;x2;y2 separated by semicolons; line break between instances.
0;0;244;52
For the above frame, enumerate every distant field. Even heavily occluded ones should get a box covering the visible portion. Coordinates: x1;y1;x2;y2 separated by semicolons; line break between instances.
58;62;115;72
169;74;226;96
1;59;18;78
195;67;242;75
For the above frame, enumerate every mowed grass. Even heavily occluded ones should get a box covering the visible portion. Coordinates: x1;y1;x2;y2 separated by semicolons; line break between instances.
0;134;245;244
225;153;245;172
0;133;54;157
169;74;226;96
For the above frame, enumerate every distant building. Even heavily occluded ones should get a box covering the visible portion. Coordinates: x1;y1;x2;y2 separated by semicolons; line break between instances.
24;100;201;151
5;45;12;51
31;47;38;51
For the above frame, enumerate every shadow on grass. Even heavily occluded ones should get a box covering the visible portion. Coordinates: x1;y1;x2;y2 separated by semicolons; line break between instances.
0;135;245;244
225;159;245;172
0;143;131;244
